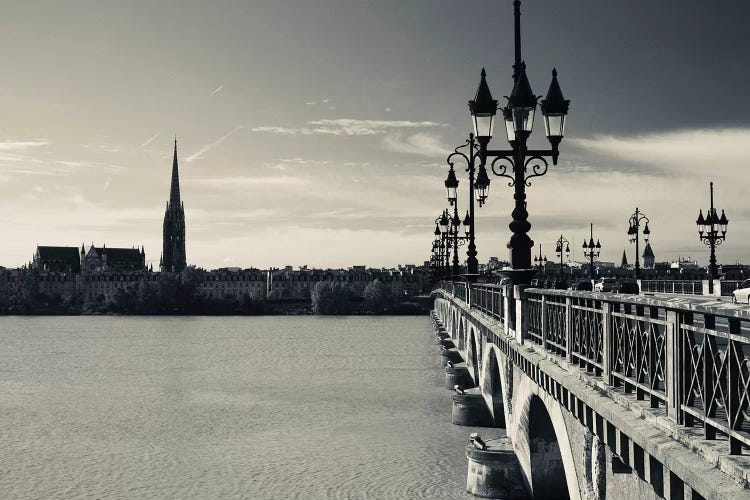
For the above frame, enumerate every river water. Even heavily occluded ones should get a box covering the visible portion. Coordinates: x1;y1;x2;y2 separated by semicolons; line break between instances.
0;316;494;499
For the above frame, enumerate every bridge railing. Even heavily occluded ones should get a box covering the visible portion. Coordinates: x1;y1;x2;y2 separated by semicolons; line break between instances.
640;279;703;295
438;282;750;454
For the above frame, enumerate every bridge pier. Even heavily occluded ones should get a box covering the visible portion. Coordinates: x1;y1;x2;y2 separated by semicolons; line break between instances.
465;437;530;499
438;338;455;349
441;347;463;365
452;388;495;427
446;364;476;390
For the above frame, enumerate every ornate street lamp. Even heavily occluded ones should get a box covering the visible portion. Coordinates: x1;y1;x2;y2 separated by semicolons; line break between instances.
441;65;501;281
627;208;650;279
533;244;548;280
444;166;459;206
582;223;601;279
445;136;481;279
474;0;570;285
697;182;728;294
439;210;451;273
554;235;571;276
432;223;443;279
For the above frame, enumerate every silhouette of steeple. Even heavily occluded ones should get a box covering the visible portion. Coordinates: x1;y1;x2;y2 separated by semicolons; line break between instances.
162;138;187;273
170;137;181;206
621;250;628;268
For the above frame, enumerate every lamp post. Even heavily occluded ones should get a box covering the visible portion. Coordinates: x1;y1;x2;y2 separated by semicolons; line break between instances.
432;223;443;280
582;223;601;279
533;244;547;279
446;133;488;280
439;209;451;275
627;208;650;279
696;182;728;294
554;235;571;276
466;0;570;285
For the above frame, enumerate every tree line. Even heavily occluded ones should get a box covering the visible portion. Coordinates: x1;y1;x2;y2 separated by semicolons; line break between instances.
0;267;426;315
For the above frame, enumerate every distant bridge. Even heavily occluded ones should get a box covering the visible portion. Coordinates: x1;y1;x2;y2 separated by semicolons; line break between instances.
433;281;750;499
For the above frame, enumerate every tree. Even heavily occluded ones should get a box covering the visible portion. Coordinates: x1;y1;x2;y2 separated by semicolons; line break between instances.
363;279;392;314
311;280;355;314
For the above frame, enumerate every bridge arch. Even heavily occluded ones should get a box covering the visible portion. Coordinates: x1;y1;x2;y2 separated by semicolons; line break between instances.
481;347;505;427
467;328;480;384
513;385;580;500
457;317;465;350
527;394;569;499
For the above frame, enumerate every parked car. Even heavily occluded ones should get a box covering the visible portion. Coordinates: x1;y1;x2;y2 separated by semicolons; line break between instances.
615;278;639;294
594;278;617;292
573;279;593;291
731;280;750;304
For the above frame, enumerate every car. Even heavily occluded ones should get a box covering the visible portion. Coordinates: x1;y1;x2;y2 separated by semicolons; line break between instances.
615;278;639;294
731;280;750;304
594;278;617;292
572;279;593;291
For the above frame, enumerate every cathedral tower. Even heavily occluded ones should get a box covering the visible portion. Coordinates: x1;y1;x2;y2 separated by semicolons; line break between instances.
162;139;186;272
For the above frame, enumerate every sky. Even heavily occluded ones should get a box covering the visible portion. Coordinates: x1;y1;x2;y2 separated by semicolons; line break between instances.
1;0;749;270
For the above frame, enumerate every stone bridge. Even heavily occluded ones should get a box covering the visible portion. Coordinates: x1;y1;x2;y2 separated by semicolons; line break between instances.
432;282;750;499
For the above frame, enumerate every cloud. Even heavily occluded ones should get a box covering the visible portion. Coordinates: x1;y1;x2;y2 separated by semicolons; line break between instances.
382;132;450;157
189;175;306;188
264;158;331;170
210;85;224;96
570;127;750;178
251;118;447;137
139;133;159;148
0;140;49;151
186;125;244;162
250;126;299;135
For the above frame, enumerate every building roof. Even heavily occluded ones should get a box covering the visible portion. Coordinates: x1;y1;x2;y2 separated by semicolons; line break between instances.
642;242;655;259
36;246;81;272
90;246;144;268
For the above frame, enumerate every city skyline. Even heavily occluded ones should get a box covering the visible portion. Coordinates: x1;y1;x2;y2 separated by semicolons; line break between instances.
1;1;749;270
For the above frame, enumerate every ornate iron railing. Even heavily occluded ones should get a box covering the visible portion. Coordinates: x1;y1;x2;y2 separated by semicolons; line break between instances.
640;280;703;295
436;282;750;454
570;296;604;374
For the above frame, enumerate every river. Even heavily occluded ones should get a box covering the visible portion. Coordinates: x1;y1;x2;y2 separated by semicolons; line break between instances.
0;316;495;499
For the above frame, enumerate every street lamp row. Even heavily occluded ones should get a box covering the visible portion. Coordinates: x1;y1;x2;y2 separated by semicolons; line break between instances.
428;2;730;288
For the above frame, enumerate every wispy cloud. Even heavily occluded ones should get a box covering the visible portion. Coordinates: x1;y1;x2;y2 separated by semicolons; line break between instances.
210;85;224;96
571;127;750;178
264;158;331;170
251;118;447;137
186;126;244;162
0;140;49;151
250;126;299;135
382;132;450;157
139;133;159;148
189;175;307;188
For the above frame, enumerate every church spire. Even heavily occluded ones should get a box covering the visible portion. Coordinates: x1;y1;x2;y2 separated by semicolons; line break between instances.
170;136;180;206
